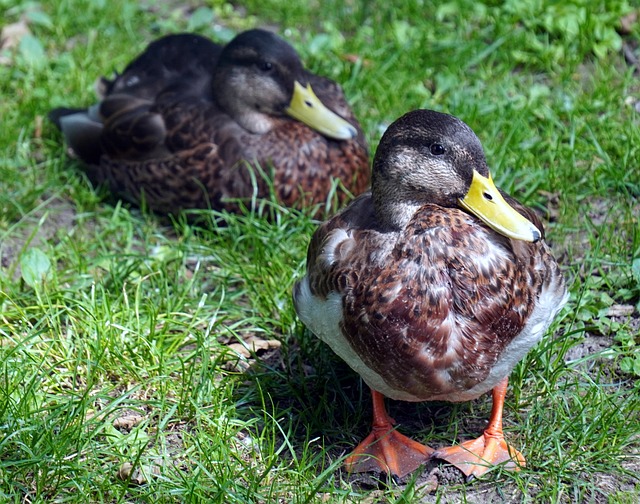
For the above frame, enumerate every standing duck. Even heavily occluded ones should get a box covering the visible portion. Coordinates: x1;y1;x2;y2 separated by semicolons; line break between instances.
49;29;369;214
293;109;567;478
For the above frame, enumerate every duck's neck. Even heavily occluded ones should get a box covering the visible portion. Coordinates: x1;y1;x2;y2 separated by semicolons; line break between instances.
231;108;275;134
213;72;276;134
372;188;424;232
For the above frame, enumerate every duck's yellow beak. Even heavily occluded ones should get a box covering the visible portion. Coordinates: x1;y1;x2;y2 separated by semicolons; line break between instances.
459;170;541;242
285;81;357;140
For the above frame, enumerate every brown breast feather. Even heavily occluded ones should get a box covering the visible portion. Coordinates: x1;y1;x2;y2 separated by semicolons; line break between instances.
307;198;551;399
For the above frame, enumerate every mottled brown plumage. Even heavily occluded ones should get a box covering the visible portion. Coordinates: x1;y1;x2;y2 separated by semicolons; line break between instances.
293;109;567;478
49;30;369;214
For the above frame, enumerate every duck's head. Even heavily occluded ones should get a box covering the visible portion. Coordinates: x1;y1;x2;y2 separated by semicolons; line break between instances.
214;29;357;139
372;109;541;242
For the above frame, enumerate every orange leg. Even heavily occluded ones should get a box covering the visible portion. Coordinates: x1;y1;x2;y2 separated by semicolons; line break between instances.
345;389;433;478
431;377;525;479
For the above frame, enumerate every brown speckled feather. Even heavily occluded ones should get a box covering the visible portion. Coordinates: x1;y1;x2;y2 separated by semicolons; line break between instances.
305;193;563;400
294;109;567;404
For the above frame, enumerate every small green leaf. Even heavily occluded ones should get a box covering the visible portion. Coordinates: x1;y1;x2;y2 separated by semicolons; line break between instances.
307;34;332;56
18;34;46;68
619;357;633;374
25;10;54;29
20;248;52;287
631;258;640;285
187;6;214;31
576;307;595;322
150;245;181;263
599;292;615;307
20;248;51;287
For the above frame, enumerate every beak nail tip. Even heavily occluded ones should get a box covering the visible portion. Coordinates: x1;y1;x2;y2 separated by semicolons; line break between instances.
532;229;541;243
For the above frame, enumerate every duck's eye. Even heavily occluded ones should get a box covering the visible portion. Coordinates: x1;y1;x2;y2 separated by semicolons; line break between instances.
430;143;445;155
258;61;273;72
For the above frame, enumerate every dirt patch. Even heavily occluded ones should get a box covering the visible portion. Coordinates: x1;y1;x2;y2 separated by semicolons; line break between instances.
564;334;615;363
552;194;639;268
1;196;78;279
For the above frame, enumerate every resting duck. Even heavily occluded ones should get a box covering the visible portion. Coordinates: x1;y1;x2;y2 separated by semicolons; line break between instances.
293;109;567;478
49;29;369;214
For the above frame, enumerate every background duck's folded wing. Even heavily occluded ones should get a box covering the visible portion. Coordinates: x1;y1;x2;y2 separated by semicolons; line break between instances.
99;94;168;161
48;106;104;165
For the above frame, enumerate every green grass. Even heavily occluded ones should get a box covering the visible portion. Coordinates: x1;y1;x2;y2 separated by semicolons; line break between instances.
1;0;640;502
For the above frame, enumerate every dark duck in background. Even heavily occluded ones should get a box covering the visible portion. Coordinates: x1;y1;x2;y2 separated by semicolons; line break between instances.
50;29;369;214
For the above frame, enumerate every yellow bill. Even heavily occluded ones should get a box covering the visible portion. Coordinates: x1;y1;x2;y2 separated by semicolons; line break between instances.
459;170;541;242
285;81;357;140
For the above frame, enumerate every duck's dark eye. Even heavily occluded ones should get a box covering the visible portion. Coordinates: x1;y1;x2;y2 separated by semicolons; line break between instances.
430;143;445;155
258;61;273;72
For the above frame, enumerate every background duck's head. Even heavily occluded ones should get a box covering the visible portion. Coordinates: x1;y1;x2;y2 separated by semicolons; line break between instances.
213;29;357;139
372;109;541;242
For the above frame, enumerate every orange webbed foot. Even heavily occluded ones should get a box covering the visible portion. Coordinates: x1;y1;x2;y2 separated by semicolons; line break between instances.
345;424;433;478
346;390;433;478
431;431;525;479
432;377;525;479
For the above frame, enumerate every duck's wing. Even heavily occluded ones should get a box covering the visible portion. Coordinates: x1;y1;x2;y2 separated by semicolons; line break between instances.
50;93;172;167
296;199;566;402
102;33;221;100
49;105;105;165
49;33;222;165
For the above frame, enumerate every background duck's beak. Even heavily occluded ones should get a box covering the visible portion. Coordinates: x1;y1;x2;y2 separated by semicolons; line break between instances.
459;170;541;242
285;81;357;140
